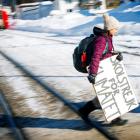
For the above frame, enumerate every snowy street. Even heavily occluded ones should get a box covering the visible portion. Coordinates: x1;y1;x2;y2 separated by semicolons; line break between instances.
0;1;140;140
0;28;140;140
0;29;140;100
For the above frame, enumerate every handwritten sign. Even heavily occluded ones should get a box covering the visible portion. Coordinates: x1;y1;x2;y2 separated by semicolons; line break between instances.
94;55;139;122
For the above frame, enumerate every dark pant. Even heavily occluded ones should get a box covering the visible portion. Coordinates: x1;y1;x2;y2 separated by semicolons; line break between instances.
79;97;101;117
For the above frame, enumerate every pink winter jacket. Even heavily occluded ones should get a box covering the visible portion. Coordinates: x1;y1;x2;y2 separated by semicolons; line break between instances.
89;35;114;75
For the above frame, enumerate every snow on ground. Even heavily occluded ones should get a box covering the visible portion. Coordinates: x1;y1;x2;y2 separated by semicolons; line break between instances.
16;1;53;20
0;2;140;123
11;2;140;36
0;3;140;140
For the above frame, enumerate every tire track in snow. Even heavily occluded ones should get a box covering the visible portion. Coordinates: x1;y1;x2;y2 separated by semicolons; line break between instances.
0;50;118;140
0;30;77;45
117;44;140;49
122;51;140;57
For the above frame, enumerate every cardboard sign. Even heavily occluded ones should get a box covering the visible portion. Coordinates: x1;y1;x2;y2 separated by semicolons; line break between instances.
94;55;139;122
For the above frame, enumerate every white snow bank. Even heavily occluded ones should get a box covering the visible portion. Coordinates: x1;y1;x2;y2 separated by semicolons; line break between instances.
123;4;140;12
110;2;140;12
11;2;140;36
41;1;53;5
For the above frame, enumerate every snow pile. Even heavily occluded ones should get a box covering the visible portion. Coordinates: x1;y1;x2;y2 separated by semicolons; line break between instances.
109;2;140;35
16;1;53;20
11;2;140;36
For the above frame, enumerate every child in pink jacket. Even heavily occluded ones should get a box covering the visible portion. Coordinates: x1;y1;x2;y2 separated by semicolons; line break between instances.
79;14;127;125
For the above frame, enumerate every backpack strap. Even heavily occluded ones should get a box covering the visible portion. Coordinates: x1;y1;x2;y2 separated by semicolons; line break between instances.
102;36;115;56
102;37;109;56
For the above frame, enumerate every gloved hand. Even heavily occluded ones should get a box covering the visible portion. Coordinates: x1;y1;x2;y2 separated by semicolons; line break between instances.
116;52;123;61
87;74;96;84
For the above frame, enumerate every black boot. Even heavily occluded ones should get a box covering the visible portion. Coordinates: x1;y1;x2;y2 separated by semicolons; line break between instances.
78;101;100;119
111;117;128;126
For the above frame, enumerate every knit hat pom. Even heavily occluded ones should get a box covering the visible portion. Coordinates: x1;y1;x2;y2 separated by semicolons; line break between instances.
103;13;110;23
103;13;120;30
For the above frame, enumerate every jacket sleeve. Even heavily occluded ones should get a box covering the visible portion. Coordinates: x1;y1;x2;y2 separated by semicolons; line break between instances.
89;36;106;75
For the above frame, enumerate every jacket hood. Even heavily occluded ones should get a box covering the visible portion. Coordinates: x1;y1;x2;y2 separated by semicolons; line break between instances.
93;26;106;36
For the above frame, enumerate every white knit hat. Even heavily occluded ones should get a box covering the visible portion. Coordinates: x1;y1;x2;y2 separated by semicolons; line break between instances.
103;13;120;30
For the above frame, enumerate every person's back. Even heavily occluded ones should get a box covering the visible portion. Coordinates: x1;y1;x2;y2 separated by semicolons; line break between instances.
87;26;114;75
